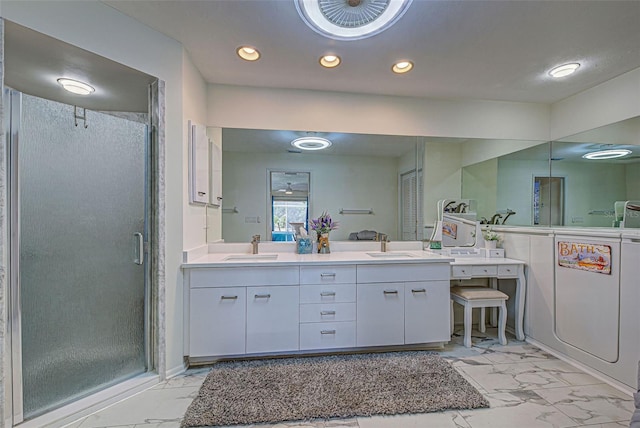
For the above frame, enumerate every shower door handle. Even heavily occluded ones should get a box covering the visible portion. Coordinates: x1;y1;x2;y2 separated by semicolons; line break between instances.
133;232;144;265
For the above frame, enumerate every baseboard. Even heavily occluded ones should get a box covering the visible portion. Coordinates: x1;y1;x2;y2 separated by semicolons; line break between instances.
526;337;634;396
166;363;187;379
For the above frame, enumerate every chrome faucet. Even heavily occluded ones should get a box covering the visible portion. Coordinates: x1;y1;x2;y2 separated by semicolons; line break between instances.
379;233;389;252
251;234;260;254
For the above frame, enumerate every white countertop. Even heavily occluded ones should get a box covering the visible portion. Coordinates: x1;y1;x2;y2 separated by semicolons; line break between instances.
183;250;454;268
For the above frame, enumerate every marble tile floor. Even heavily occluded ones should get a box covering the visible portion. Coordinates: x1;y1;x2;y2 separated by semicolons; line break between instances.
63;329;635;428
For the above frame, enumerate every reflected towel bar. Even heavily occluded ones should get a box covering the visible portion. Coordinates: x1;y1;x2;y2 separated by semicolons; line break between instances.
339;208;374;215
222;206;239;214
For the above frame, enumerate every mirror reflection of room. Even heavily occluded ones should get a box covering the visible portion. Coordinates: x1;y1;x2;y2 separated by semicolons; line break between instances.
219;128;423;242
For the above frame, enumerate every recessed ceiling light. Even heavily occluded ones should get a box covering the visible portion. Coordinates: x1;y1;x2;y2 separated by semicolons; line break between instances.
392;60;414;74
319;54;341;68
582;149;631;160
549;63;580;78
291;136;332;151
237;46;261;61
57;78;95;95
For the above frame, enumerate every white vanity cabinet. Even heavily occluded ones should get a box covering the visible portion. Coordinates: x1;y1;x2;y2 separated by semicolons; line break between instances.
247;285;300;353
356;264;450;347
185;266;299;358
299;265;357;350
184;256;452;361
189;287;246;357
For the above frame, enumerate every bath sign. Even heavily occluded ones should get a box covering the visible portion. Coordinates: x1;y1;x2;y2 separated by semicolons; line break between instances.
557;241;611;275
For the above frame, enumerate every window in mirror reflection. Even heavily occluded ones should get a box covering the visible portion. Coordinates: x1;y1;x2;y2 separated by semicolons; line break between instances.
269;171;310;241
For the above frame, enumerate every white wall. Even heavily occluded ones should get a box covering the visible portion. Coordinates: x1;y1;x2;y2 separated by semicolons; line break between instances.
1;0;190;376
182;50;209;250
550;67;640;140
222;151;400;242
207;84;551;141
627;164;640;201
462;158;498;222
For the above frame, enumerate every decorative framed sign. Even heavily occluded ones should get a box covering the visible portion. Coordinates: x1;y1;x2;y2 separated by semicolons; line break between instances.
557;241;611;275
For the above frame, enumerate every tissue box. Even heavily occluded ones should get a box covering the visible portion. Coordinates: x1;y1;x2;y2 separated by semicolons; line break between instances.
297;237;313;254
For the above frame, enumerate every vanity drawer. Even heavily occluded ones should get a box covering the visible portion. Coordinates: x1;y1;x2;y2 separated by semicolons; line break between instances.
189;266;298;288
472;265;498;276
357;263;449;283
451;266;473;279
299;284;356;304
300;265;356;285
299;321;356;350
299;303;356;323
498;265;519;278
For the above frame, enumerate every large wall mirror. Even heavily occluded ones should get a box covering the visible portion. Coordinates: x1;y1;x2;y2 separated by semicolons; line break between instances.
461;116;640;228
219;129;424;243
216;118;639;244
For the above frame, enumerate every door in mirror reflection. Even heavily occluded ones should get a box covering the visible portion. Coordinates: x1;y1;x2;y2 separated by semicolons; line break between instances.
534;176;564;226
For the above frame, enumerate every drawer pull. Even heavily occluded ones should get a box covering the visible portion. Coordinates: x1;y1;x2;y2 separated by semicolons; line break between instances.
254;294;271;299
411;288;426;293
220;295;238;300
320;310;336;315
320;273;337;278
320;291;336;297
505;268;512;272
460;269;467;274
383;290;399;295
321;330;336;335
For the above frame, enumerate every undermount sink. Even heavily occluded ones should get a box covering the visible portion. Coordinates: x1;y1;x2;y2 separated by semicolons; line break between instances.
223;254;278;261
366;252;415;258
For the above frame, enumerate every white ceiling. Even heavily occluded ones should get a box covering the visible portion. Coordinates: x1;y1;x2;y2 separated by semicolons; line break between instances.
3;21;155;112
104;0;640;104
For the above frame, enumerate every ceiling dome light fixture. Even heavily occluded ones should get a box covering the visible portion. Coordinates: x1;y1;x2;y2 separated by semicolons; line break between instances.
237;46;261;61
549;63;580;78
296;0;413;41
392;60;414;74
291;136;332;151
320;54;341;68
57;78;95;95
582;149;632;160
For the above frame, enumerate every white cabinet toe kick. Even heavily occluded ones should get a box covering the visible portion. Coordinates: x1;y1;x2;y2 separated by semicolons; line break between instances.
183;261;452;363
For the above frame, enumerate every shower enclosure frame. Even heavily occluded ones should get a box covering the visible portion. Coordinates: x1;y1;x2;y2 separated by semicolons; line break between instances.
3;83;164;426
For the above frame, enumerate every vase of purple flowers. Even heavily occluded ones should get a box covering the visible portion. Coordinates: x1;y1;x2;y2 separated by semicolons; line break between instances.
310;211;338;254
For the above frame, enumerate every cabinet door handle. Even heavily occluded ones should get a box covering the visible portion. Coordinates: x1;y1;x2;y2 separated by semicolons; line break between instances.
383;290;399;295
320;310;336;315
254;294;271;299
411;288;426;294
321;330;336;335
220;295;238;300
320;291;336;297
320;273;336;278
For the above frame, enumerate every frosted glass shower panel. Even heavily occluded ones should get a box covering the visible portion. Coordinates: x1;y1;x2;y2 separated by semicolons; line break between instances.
19;94;147;418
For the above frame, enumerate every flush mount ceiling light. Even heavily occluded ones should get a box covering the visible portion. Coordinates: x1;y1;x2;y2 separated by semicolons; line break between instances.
296;0;413;41
236;46;261;61
291;136;332;151
549;63;580;78
57;78;95;95
392;60;413;74
319;54;341;68
582;149;632;160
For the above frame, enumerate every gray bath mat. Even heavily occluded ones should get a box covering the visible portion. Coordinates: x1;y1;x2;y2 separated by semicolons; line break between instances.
181;351;489;427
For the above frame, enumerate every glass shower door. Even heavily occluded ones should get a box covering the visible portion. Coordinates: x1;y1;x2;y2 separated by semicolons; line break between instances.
11;91;149;420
